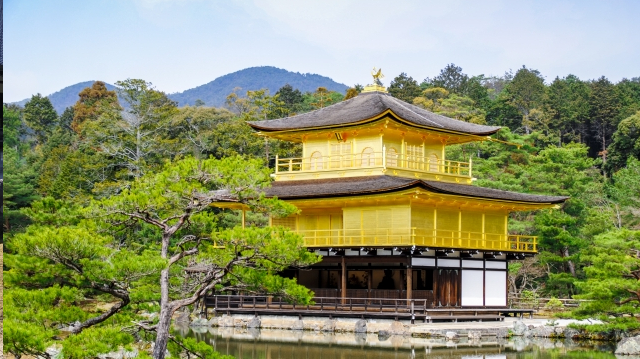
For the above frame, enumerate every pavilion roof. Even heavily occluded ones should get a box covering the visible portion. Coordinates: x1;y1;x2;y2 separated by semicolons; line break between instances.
247;91;501;136
264;176;569;204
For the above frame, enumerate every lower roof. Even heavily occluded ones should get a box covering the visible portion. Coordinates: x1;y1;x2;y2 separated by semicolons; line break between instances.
265;176;569;204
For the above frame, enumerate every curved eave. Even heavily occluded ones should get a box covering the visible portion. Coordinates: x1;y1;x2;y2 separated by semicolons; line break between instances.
265;176;569;206
248;108;500;138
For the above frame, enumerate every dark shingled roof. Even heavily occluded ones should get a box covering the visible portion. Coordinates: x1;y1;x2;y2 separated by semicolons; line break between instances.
248;91;501;135
265;176;569;204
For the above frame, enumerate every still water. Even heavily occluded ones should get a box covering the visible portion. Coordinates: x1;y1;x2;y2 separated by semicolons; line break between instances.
177;326;616;359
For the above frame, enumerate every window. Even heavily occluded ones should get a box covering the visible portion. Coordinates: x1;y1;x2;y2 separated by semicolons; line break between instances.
330;141;352;168
406;144;423;169
386;147;398;167
310;151;324;170
360;147;375;167
427;153;439;172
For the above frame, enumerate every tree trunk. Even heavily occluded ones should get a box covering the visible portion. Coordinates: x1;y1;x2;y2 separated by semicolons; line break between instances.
563;247;576;277
153;269;173;359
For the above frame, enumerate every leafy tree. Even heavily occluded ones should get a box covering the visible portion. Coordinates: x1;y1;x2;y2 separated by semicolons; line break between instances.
607;157;640;229
544;75;590;144
423;64;470;95
82;79;178;180
588;76;621;162
4;157;320;358
413;88;486;123
344;87;359;100
72;81;121;133
92;156;318;358
310;87;336;109
194;99;205;107
505;66;546;134
23;93;58;144
388;73;421;103
3;104;24;149
606;111;640;173
616;77;640;120
3;146;39;232
573;229;640;322
168;105;236;158
275;84;304;116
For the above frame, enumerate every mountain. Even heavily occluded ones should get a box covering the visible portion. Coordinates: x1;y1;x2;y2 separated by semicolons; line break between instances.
168;66;349;107
11;66;349;113
13;81;117;114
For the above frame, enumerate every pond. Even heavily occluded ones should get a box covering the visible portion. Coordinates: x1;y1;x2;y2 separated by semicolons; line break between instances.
175;326;617;359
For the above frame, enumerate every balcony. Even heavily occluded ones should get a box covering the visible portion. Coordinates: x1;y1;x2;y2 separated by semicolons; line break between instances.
274;150;472;182
297;228;537;253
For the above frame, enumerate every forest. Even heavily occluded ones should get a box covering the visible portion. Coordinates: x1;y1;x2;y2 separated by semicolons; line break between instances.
3;64;640;357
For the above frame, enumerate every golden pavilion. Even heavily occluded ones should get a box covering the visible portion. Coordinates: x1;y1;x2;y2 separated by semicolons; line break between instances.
232;74;567;309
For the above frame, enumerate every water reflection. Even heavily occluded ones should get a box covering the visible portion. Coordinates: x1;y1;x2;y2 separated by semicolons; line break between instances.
177;326;615;359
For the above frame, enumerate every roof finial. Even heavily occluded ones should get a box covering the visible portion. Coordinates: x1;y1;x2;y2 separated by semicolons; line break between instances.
363;67;388;93
371;67;384;86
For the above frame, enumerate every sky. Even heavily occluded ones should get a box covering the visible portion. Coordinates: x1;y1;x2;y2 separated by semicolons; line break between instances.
4;0;640;103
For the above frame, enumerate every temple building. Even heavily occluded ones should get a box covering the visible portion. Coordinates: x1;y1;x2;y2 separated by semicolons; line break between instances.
223;77;567;309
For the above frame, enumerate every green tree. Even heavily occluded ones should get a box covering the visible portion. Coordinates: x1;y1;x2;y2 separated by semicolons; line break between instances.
388;72;421;103
72;81;121;133
92;156;318;358
4;157;320;358
607;157;640;229
505;66;546;134
275;84;304;116
23;93;58;144
81;79;178;180
573;229;640;321
588;76;621;162
606;111;640;173
423;64;469;95
544;75;590;144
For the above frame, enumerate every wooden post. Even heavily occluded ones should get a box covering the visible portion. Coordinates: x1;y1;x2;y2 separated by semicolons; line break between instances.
406;265;413;305
341;256;347;305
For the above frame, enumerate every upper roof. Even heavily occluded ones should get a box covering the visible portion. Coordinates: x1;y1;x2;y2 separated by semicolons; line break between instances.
247;91;501;136
265;176;569;204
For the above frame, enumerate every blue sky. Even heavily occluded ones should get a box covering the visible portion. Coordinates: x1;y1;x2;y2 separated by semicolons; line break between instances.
4;0;640;102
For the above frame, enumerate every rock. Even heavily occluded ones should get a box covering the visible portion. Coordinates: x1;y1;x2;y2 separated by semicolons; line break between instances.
292;319;304;331
208;316;220;327
554;327;564;336
389;321;407;335
98;347;138;359
247;316;261;329
496;328;510;338
445;331;459;341
46;345;63;359
355;319;367;333
378;330;391;341
563;327;580;339
190;317;210;327
468;330;482;340
175;310;190;324
513;320;528;336
616;336;640;355
218;315;235;327
532;326;555;338
321;319;336;332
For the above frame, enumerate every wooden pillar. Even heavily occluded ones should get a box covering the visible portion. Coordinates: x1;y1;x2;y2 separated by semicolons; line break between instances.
242;209;246;229
367;268;373;302
341;256;347;304
406;265;413;304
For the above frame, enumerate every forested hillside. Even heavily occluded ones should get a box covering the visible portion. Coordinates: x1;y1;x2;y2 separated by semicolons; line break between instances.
11;66;349;113
169;66;349;107
3;64;640;356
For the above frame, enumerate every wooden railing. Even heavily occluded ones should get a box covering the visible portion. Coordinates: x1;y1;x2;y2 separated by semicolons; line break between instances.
204;294;430;318
298;228;537;252
274;150;472;177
